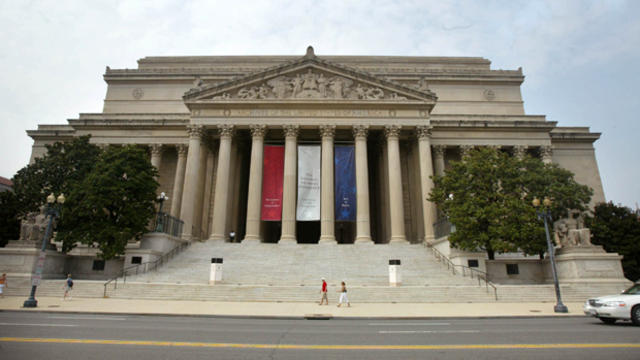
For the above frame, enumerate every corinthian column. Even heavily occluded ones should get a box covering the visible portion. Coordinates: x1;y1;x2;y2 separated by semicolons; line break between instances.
279;125;299;244
353;125;372;244
209;125;234;242
417;126;436;244
433;145;446;176
319;125;336;244
150;144;163;173
171;145;188;217
541;146;553;164
385;125;407;244
243;125;267;243
180;125;204;240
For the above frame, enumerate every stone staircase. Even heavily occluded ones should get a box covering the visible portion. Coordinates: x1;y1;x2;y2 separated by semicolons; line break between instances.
4;240;632;303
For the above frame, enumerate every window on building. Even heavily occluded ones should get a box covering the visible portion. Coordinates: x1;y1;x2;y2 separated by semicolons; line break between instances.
131;256;142;264
467;259;479;268
92;260;106;271
506;263;519;275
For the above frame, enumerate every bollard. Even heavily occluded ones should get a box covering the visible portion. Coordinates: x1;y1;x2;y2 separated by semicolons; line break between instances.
210;258;223;285
389;259;401;287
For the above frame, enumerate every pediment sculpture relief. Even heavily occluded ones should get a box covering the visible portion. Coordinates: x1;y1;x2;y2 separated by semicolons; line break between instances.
212;69;408;101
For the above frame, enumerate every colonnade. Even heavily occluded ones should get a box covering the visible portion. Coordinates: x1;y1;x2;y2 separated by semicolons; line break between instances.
148;125;554;244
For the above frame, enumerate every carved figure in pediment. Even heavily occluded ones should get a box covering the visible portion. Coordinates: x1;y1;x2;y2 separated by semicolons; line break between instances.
329;77;349;98
291;74;303;97
302;69;318;90
268;77;290;99
212;93;231;100
389;92;407;100
317;74;328;97
238;87;256;99
354;84;366;99
365;87;384;100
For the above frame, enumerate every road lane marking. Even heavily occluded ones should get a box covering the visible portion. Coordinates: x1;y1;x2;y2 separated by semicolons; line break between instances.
1;338;639;350
379;330;479;334
0;323;78;327
47;316;128;321
368;323;450;326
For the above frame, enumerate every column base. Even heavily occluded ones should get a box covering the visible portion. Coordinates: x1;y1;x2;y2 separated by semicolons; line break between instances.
278;236;297;245
424;235;435;246
241;235;262;244
354;237;374;244
318;236;337;244
208;234;226;242
389;236;408;244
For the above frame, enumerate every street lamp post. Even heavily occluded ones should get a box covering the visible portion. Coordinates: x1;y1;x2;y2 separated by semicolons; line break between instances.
155;192;169;232
532;197;568;313
23;193;65;308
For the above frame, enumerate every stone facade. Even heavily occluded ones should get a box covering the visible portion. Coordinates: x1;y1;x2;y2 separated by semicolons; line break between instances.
19;47;611;281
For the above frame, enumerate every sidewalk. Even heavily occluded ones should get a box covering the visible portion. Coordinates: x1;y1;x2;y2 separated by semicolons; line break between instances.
0;296;586;318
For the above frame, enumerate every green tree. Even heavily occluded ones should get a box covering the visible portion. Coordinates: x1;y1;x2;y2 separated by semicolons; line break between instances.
56;145;158;259
12;136;101;217
429;147;592;259
585;202;640;281
0;191;20;247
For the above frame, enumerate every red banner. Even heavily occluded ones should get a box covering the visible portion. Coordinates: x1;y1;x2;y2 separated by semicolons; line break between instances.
261;145;285;221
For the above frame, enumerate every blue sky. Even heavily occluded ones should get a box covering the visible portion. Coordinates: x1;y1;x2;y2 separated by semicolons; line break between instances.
1;0;638;209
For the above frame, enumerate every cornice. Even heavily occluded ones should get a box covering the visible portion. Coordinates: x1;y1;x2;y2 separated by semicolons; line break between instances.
550;127;601;143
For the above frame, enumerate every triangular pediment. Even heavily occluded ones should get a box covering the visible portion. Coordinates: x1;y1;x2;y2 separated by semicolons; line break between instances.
183;47;437;103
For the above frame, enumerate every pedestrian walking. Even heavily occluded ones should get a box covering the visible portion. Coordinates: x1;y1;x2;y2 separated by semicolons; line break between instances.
0;273;7;298
63;274;73;300
337;281;350;307
318;278;328;305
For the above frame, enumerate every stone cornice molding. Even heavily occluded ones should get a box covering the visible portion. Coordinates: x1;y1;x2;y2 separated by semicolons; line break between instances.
384;125;402;139
217;124;235;138
283;124;299;138
416;125;432;139
319;125;336;139
186;124;205;139
249;124;267;138
352;125;369;139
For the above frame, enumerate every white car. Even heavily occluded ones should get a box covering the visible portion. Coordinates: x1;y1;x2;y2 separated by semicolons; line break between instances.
584;282;640;325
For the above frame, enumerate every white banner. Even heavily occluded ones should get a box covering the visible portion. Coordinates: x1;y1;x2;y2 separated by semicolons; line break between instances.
296;145;321;221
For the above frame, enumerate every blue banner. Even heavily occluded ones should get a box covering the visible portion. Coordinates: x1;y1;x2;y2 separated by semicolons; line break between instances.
334;145;356;221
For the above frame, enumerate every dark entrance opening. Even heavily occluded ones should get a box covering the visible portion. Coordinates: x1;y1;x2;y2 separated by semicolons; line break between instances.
336;222;356;244
297;221;320;243
263;221;281;243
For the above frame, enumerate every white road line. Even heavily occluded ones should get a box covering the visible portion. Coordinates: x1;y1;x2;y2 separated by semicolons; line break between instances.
0;323;78;327
47;316;127;321
379;330;480;334
368;323;450;326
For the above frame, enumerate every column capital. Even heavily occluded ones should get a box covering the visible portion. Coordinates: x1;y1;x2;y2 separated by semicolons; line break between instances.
433;145;446;157
250;124;267;138
176;144;188;156
416;125;432;139
283;124;299;138
150;144;163;156
186;124;205;139
460;145;474;158
218;124;235;138
352;125;369;139
319;125;336;139
384;125;401;139
513;145;528;159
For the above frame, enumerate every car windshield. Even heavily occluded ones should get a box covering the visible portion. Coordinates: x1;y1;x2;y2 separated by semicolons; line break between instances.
622;284;640;295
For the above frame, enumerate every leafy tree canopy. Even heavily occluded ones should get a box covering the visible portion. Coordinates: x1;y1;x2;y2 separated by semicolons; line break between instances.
585;202;640;281
12;136;101;217
0;191;20;247
429;147;592;259
56;145;158;259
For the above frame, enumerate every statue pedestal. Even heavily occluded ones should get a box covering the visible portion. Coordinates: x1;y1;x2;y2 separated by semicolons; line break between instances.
545;245;627;283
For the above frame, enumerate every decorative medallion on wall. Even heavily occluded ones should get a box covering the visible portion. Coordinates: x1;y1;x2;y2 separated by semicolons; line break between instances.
483;89;496;101
132;88;145;100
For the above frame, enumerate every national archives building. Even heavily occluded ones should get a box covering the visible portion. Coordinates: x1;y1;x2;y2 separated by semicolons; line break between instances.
27;47;606;248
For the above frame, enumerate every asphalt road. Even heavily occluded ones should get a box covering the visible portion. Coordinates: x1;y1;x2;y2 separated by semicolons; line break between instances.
0;312;638;360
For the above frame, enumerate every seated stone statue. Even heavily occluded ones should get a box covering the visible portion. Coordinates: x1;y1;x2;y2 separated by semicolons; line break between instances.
553;210;592;248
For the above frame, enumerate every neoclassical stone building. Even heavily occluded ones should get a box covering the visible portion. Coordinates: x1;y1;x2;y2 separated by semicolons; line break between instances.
27;47;606;253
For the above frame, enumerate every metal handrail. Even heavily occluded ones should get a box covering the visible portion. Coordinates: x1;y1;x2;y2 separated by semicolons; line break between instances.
103;241;190;297
426;244;498;300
